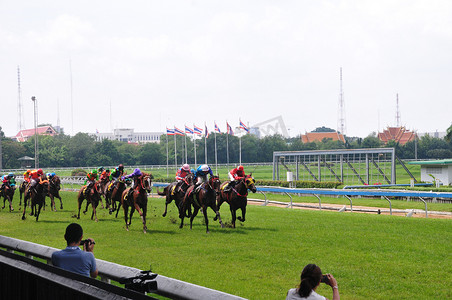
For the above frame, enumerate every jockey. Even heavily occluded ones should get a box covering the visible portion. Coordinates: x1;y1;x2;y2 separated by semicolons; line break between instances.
0;174;9;192
47;172;56;180
23;169;32;183
224;165;246;192
97;166;105;174
193;164;213;192
84;169;98;197
8;173;16;188
124;168;143;199
174;164;191;194
109;164;124;182
25;169;44;197
100;169;110;181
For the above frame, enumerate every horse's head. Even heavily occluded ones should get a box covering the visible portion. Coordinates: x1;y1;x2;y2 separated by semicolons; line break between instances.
140;173;152;193
52;175;61;190
245;174;257;193
209;176;221;195
184;173;195;186
39;174;50;194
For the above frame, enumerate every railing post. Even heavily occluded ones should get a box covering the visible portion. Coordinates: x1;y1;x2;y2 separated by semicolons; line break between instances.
284;192;293;208
344;195;353;212
313;194;321;210
418;197;428;218
383;196;392;215
258;191;268;206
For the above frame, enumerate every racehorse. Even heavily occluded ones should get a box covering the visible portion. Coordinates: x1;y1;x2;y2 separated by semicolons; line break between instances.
217;174;257;228
179;176;224;233
21;174;49;221
19;180;29;207
96;177;110;209
1;183;15;212
47;175;63;211
158;173;194;218
117;173;152;233
106;177;130;215
77;181;102;222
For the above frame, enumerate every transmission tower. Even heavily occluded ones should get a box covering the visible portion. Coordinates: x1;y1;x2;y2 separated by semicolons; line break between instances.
17;66;25;131
395;93;401;127
337;67;346;135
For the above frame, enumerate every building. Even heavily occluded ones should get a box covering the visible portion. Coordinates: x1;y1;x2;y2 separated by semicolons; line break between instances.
301;132;346;143
14;126;58;142
378;126;416;145
408;159;452;185
96;128;163;144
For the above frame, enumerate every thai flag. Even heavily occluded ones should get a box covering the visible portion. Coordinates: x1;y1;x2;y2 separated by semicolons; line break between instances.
174;127;185;136
227;122;234;135
214;122;221;133
193;124;203;136
205;124;209;138
185;125;194;134
166;128;175;135
240;120;249;132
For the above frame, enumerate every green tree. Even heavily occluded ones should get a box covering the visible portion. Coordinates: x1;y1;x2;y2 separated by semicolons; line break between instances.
311;126;336;133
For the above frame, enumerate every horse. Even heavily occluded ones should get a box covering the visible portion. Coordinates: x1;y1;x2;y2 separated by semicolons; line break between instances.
117;173;152;233
158;173;194;218
19;180;29;207
96;177;110;209
21;174;49;221
179;176;224;233
47;175;63;211
1;183;15;212
106;177;130;215
217;174;257;228
77;181;102;222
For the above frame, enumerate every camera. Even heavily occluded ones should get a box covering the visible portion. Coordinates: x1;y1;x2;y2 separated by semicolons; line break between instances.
80;239;95;245
118;270;158;294
321;274;330;285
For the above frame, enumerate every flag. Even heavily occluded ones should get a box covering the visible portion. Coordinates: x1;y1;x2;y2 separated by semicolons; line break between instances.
96;129;99;134
193;124;203;136
205;124;210;138
185;125;194;134
214;122;221;133
174;127;184;136
239;119;249;132
227;122;234;135
166;127;175;135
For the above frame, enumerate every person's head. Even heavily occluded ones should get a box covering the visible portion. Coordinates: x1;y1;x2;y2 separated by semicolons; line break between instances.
118;164;124;171
201;164;209;172
134;168;142;176
64;223;83;245
37;169;43;175
8;173;14;178
238;165;244;172
27;169;31;173
182;164;190;171
298;264;322;297
92;169;98;175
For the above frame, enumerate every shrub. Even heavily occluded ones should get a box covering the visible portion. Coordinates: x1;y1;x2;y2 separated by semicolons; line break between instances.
71;168;87;176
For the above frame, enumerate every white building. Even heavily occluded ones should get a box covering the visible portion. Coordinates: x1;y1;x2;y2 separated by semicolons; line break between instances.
95;128;163;144
408;159;452;186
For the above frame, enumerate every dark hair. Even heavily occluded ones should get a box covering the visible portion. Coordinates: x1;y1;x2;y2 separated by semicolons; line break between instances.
297;264;322;297
64;223;83;245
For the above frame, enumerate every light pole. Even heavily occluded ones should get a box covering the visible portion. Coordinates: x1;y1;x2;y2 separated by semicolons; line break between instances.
32;96;39;168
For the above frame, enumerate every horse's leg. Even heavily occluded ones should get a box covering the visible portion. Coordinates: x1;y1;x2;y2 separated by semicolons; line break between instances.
115;199;122;218
202;206;210;233
141;201;148;233
77;196;83;219
237;206;246;222
50;194;56;211
83;196;89;214
123;203;129;231
211;204;224;228
8;195;14;212
58;194;63;210
22;197;27;220
162;194;171;217
189;206;199;230
91;201;98;222
35;199;43;221
230;207;237;228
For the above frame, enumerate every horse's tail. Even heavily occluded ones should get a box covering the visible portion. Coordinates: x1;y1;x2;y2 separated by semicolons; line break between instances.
157;186;168;196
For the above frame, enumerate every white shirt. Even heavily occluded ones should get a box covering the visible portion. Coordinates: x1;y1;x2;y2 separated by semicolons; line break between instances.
286;288;326;300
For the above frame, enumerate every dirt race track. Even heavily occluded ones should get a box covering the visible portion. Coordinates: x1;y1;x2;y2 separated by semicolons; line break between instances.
247;199;452;220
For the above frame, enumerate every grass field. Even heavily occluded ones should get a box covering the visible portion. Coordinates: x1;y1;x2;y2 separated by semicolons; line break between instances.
0;190;451;299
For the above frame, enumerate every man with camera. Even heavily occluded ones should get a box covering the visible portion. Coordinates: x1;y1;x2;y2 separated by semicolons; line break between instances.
51;223;98;278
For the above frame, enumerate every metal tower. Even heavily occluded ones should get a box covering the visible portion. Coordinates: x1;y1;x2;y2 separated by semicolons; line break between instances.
337;67;346;135
395;93;401;127
17;66;25;131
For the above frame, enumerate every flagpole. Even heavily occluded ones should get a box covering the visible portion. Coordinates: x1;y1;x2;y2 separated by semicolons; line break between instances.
226;122;229;168
174;127;177;169
204;123;208;164
166;130;169;178
184;125;187;163
214;122;218;174
239;129;242;165
193;125;197;166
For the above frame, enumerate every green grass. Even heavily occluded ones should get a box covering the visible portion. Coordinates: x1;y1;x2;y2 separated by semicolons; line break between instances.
1;191;451;299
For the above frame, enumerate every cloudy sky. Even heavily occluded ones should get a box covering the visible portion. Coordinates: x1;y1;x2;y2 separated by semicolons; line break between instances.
1;0;451;138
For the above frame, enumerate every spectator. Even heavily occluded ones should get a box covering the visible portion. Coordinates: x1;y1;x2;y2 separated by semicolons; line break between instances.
51;223;98;278
286;264;339;300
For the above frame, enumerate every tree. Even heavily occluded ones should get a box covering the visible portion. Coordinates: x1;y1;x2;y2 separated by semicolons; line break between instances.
446;124;452;143
311;126;336;133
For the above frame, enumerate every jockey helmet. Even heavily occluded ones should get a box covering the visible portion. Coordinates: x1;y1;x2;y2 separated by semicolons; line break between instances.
98;166;105;172
27;169;31;173
46;173;51;177
105;169;110;172
191;169;195;174
92;169;98;174
201;164;209;172
134;168;142;176
238;165;244;172
37;169;43;175
8;173;14;177
118;164;124;170
182;164;190;171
